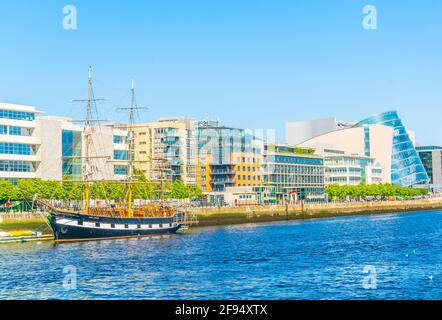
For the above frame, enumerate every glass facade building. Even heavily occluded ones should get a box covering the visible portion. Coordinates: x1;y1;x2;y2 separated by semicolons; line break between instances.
197;122;263;192
416;146;442;191
354;111;429;187
263;144;325;203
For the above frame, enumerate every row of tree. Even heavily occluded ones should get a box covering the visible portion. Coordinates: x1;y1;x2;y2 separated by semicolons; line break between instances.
325;183;428;200
0;179;203;201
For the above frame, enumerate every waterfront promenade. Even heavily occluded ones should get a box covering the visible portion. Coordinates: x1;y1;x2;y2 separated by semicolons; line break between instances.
1;197;442;230
193;197;442;226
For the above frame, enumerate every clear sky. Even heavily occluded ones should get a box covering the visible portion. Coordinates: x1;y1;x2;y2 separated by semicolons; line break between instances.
0;0;441;144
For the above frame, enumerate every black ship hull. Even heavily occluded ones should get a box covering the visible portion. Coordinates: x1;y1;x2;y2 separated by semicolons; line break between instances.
49;210;183;242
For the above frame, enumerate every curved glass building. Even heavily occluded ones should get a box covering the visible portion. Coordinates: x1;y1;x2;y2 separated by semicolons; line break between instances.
354;111;429;187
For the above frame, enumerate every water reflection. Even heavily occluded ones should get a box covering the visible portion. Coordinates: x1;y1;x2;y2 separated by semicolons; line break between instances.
0;210;441;300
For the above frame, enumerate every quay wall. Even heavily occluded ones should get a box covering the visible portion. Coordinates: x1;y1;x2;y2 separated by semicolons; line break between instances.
1;199;442;229
191;198;442;227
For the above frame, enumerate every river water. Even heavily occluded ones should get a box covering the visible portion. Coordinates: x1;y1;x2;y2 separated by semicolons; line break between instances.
0;210;441;300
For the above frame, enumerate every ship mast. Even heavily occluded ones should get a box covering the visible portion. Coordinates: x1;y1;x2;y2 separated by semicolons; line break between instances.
120;80;147;217
83;67;94;214
126;80;136;217
71;67;106;215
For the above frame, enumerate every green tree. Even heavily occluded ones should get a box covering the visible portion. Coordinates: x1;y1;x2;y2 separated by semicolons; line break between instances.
0;180;20;201
325;183;427;201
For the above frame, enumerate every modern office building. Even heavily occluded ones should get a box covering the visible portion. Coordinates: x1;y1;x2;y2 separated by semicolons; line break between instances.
323;149;383;186
297;124;393;184
262;143;325;203
416;146;442;192
292;111;428;188
36;116;129;181
197;121;263;192
133;118;197;185
354;111;429;187
0;103;42;184
35;116;83;181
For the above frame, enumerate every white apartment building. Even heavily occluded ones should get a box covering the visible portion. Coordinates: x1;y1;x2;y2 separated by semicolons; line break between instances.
133;118;197;185
0;103;42;184
0;102;128;184
323;150;383;186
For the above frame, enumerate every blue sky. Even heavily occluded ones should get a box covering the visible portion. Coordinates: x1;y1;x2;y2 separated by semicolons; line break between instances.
0;0;441;144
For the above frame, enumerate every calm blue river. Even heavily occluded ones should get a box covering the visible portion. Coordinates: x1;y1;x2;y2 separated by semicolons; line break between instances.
1;210;441;300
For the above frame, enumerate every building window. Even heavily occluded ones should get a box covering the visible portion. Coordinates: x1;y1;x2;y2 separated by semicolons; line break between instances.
364;127;371;157
114;165;128;175
62;130;82;180
113;136;125;144
9;127;22;136
0;161;34;172
0;143;33;155
114;150;129;161
0;110;35;121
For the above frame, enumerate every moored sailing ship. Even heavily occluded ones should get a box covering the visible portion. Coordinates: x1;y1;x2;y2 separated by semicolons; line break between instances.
36;69;188;242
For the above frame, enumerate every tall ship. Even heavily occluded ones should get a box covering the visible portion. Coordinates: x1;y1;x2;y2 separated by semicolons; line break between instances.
36;69;188;242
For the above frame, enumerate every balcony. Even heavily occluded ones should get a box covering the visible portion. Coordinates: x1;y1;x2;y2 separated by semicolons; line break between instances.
211;170;236;175
211;178;236;185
